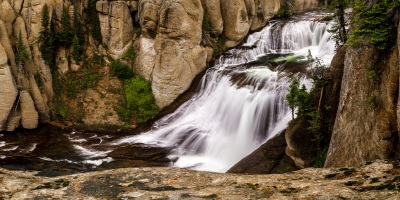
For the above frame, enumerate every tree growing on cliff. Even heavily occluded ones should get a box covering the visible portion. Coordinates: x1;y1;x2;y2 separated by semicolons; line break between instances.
39;4;56;68
58;6;74;45
16;31;30;65
88;0;102;43
72;34;82;61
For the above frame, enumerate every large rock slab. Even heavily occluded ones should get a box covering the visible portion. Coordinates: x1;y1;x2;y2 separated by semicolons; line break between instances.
1;160;400;199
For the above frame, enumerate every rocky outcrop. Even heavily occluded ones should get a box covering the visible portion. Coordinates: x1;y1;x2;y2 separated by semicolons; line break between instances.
1;160;400;199
325;18;400;168
228;131;298;174
96;1;136;58
20;91;39;129
0;43;18;131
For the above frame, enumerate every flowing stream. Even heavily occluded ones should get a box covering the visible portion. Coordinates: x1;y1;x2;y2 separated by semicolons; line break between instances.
0;11;336;175
114;11;336;172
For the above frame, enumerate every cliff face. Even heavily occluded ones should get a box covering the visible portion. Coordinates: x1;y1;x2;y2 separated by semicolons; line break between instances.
0;0;318;130
325;4;400;167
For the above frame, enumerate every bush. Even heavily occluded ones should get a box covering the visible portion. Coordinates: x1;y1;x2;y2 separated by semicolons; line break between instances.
118;76;159;123
110;60;134;80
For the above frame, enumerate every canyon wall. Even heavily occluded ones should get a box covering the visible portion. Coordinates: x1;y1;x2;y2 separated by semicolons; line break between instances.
0;0;318;131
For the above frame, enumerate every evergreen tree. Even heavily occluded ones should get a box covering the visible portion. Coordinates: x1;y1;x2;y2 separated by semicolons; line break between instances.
16;31;30;65
88;0;102;43
39;4;56;68
72;34;82;61
58;6;74;45
287;77;299;120
73;4;84;46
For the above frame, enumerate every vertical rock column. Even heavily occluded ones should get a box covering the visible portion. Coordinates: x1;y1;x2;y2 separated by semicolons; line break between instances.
0;43;18;131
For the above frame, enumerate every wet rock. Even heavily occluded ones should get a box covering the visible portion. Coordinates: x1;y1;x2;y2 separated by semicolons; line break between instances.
228;131;298;174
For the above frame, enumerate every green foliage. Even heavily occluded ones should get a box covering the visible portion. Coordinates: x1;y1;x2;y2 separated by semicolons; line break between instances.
88;0;102;43
274;2;293;18
73;5;84;46
65;67;102;97
347;0;400;50
366;95;379;109
212;36;228;59
39;4;56;68
202;13;212;32
286;78;314;118
117;76;159;123
122;47;135;62
72;34;83;61
16;31;30;65
34;71;44;91
110;60;134;80
313;147;328;168
58;6;74;45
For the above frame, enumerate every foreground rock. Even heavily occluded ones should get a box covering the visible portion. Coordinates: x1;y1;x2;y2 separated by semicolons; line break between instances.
1;160;400;199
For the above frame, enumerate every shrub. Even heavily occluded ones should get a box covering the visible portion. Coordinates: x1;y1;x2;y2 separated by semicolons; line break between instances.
110;60;134;80
118;76;159;123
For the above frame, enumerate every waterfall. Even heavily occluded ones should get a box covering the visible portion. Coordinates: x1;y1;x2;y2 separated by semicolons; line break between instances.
115;12;336;172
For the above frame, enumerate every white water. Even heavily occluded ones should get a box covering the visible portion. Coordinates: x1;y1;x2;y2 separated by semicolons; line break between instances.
115;12;336;172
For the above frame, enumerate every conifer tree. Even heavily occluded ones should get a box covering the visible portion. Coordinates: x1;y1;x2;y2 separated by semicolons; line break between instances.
58;6;74;45
73;4;84;46
88;0;102;43
72;34;82;61
16;31;30;65
39;4;55;68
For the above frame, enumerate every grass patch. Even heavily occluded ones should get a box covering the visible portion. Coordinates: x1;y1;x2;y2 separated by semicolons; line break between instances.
117;76;159;123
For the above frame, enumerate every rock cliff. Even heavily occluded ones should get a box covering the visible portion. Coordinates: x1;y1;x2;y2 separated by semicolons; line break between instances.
325;2;400;168
0;0;319;130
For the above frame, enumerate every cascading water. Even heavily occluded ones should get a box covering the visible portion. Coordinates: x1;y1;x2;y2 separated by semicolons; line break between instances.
115;11;337;173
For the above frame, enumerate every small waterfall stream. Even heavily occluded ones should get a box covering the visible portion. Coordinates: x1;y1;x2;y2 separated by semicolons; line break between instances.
115;11;337;172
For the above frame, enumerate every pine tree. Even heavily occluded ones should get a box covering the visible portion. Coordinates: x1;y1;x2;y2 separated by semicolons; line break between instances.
16;31;30;65
287;77;299;120
39;4;55;68
58;6;74;45
72;34;82;61
88;0;102;43
73;4;84;46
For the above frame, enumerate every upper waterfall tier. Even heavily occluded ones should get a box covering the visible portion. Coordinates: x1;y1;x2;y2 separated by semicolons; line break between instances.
114;11;336;172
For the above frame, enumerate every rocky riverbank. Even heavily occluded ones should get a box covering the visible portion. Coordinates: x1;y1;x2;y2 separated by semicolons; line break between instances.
1;160;400;199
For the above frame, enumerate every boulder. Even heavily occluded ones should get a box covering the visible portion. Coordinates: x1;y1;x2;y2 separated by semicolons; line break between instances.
150;0;207;109
228;131;298;174
220;0;252;47
201;0;223;36
250;0;280;31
